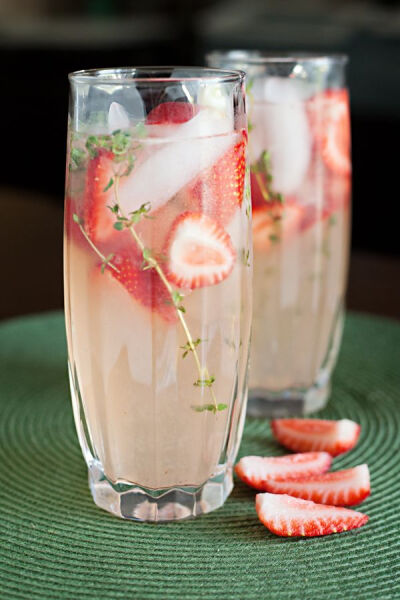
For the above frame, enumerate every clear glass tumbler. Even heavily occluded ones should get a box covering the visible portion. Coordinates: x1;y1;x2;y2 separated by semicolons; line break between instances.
64;67;251;521
208;52;351;417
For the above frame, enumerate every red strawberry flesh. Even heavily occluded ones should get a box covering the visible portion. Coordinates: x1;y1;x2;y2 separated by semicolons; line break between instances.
146;102;199;125
256;493;368;537
235;452;332;491
264;464;370;506
84;149;116;244
271;418;360;456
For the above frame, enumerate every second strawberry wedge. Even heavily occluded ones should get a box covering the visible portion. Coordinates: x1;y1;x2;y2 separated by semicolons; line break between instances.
256;493;368;537
264;464;371;506
164;212;236;289
235;452;332;491
271;418;361;456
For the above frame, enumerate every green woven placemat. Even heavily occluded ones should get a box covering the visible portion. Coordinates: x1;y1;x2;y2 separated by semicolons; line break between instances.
0;311;399;599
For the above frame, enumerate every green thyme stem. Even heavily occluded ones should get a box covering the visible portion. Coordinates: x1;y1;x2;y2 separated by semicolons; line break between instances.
113;176;218;410
254;172;270;202
76;220;120;273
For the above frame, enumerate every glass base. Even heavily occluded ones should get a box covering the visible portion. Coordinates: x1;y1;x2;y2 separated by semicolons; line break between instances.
247;380;330;418
88;462;234;522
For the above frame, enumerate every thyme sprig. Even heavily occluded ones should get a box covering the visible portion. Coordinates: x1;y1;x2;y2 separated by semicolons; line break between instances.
69;126;144;177
194;375;215;388
180;338;203;358
251;150;284;205
72;214;120;273
192;403;228;414
111;174;220;412
70;123;225;414
241;248;251;267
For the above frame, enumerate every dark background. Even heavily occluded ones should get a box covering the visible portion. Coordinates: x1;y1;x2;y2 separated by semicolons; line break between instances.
0;0;399;320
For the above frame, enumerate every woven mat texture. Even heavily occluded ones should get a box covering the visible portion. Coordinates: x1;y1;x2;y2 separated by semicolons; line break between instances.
0;311;399;599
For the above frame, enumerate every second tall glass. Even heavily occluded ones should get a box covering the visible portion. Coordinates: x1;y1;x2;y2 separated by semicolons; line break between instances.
208;52;351;416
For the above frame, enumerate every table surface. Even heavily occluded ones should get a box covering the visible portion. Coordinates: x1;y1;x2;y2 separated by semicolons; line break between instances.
0;311;399;599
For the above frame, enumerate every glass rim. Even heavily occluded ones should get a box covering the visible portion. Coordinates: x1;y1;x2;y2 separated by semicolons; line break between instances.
206;50;348;66
69;66;246;85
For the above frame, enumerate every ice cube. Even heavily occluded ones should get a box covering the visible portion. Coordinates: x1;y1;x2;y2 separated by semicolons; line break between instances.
250;101;311;195
263;77;313;103
108;102;130;132
145;105;232;140
169;107;233;139
118;109;237;214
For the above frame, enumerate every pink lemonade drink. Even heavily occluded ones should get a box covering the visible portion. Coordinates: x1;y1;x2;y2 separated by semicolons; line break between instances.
64;68;251;521
208;53;351;415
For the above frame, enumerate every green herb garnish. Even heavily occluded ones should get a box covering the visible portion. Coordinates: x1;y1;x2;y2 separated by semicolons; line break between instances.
192;403;228;414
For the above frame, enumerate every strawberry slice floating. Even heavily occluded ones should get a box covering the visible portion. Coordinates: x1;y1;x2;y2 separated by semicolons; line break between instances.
264;464;371;506
109;247;177;323
255;493;368;537
165;212;236;289
186;138;246;226
308;89;351;177
235;452;332;491
271;418;361;456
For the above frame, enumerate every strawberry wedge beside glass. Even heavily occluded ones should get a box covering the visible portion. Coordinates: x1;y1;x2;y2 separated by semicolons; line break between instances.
208;53;351;416
64;67;252;521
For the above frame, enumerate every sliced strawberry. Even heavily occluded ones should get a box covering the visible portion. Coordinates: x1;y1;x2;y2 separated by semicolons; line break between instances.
84;149;116;245
164;212;236;289
264;464;370;506
185;138;246;226
271;418;361;456
109;246;177;323
255;493;368;537
252;202;303;252
146;102;200;125
235;452;332;491
308;89;351;176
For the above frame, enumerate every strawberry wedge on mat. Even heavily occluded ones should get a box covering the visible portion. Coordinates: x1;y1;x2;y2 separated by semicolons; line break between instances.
165;212;236;289
235;452;332;491
264;464;370;507
256;493;368;537
271;418;360;456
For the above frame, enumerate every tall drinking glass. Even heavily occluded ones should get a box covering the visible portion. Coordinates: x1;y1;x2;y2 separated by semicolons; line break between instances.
208;52;351;416
64;67;251;521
